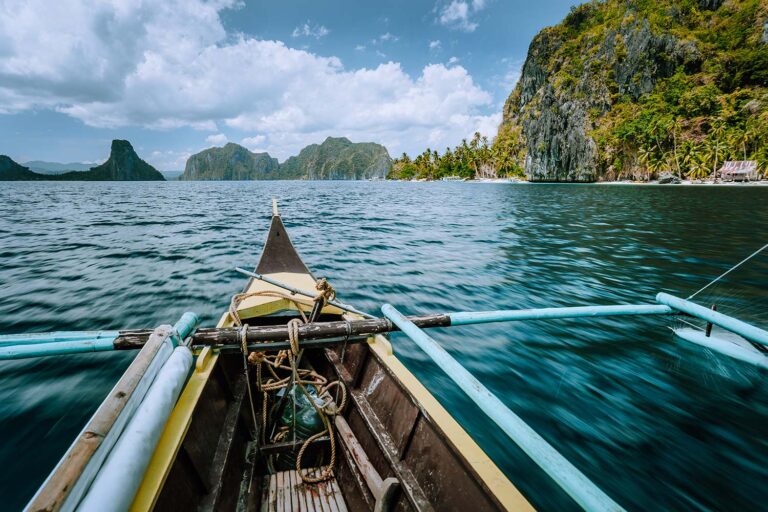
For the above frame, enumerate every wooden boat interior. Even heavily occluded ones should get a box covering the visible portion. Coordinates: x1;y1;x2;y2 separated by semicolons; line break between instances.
135;208;528;511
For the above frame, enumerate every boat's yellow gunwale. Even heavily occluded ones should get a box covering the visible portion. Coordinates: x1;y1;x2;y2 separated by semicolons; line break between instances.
130;268;531;511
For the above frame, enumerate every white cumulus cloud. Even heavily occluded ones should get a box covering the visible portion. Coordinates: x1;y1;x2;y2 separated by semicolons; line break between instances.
292;21;330;39
429;40;442;50
437;0;487;32
241;135;267;151
0;0;499;160
205;133;228;146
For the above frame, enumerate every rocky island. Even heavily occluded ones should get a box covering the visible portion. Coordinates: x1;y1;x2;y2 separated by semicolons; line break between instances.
180;143;280;180
180;137;391;180
278;137;392;180
0;140;164;181
390;0;767;182
501;0;767;182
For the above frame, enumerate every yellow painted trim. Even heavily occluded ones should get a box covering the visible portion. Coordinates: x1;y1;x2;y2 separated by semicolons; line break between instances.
368;334;534;511
195;346;212;372
129;349;220;511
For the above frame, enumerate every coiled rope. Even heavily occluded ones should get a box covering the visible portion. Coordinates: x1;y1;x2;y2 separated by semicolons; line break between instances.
285;316;344;483
232;280;346;484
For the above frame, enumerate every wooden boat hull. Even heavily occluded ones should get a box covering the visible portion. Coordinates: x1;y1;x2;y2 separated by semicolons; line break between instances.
31;205;531;512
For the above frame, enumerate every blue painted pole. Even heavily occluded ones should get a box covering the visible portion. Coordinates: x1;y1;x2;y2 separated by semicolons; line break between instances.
170;312;200;346
449;304;672;326
674;328;768;370
0;331;120;347
656;293;768;347
0;313;200;361
0;337;117;360
382;304;624;512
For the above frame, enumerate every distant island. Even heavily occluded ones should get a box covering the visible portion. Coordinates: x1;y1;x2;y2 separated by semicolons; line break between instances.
389;0;767;183
278;137;392;180
181;143;280;180
180;137;391;180
22;161;93;174
1;140;164;181
2;136;393;182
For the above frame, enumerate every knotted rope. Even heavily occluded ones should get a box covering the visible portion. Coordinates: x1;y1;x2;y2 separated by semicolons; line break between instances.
314;278;336;307
232;279;345;484
240;325;259;439
287;318;303;356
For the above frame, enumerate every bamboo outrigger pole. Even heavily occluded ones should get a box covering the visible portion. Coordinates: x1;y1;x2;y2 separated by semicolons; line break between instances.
0;304;678;361
382;304;625;512
656;292;768;346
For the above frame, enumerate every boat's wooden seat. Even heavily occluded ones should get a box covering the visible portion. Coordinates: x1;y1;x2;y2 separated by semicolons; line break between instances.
234;271;344;319
260;469;348;512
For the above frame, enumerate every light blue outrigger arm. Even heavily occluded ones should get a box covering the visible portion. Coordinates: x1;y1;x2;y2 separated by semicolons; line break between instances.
0;331;121;347
169;312;200;346
0;336;120;360
656;292;768;347
382;304;625;512
674;328;768;370
0;312;199;361
449;304;672;325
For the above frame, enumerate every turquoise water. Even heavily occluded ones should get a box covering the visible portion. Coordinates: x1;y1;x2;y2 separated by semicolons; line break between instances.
1;181;767;510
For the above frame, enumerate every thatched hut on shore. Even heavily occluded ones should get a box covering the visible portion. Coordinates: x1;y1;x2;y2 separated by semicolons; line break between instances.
719;161;760;181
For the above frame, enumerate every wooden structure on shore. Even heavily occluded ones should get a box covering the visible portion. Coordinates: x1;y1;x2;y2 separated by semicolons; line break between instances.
719;160;760;181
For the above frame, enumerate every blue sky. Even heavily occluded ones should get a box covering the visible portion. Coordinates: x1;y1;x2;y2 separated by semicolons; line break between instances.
0;0;576;170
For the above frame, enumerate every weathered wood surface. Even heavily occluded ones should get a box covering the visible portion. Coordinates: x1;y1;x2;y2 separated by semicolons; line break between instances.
334;415;399;511
324;335;525;511
261;470;348;512
27;326;172;512
260;436;331;456
112;315;452;350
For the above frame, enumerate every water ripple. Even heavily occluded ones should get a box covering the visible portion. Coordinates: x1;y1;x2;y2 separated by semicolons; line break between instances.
0;181;767;510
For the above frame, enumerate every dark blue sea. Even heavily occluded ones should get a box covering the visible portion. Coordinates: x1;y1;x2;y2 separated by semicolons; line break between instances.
1;181;767;511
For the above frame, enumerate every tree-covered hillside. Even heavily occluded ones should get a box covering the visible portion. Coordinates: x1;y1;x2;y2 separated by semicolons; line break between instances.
279;137;391;180
390;0;767;182
180;143;280;180
0;156;44;180
500;0;768;181
180;138;391;180
0;140;164;181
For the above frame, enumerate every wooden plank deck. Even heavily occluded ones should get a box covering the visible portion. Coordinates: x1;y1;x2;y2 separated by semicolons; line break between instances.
261;469;348;512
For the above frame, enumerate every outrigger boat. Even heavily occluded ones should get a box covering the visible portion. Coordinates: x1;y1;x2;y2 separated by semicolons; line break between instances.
7;203;768;512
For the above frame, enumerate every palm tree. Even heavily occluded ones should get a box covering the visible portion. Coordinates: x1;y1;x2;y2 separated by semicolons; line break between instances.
648;154;665;180
731;127;751;161
709;119;727;181
637;144;653;180
680;141;697;176
672;118;684;178
708;138;728;182
687;154;709;180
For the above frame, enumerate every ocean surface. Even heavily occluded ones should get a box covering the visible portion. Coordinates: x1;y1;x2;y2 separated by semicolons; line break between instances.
1;181;767;511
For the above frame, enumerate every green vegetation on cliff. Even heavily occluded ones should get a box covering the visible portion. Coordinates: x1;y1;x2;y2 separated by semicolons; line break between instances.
0;156;43;180
0;140;164;181
180;143;279;180
181;137;391;180
388;131;525;180
279;137;391;180
500;0;768;181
